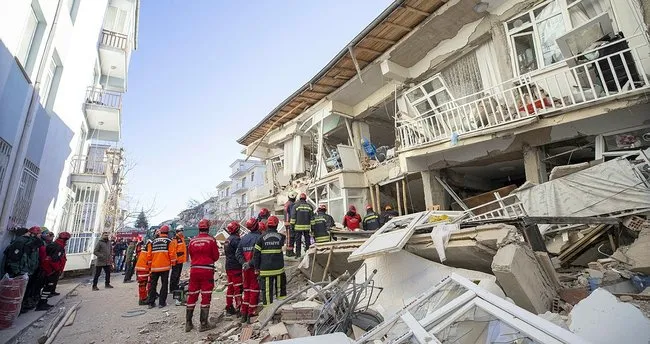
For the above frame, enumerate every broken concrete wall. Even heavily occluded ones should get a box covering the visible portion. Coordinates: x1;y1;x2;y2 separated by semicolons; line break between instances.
623;226;650;274
492;243;558;314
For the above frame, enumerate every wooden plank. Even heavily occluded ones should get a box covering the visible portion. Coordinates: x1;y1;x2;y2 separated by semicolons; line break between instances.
402;4;430;17
383;21;412;32
333;66;358;73
364;35;397;45
353;45;384;55
524;217;621;225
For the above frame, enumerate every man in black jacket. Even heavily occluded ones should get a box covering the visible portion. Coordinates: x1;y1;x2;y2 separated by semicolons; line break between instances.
312;204;334;243
362;205;381;231
380;204;399;226
253;216;286;306
224;221;243;316
289;193;313;258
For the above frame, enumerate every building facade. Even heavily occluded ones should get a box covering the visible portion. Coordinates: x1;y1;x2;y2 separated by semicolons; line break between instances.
239;0;650;225
0;0;139;271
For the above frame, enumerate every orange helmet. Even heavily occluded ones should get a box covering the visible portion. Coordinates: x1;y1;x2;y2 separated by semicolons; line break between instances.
245;218;259;231
159;225;170;234
226;221;239;234
267;216;279;228
198;219;210;230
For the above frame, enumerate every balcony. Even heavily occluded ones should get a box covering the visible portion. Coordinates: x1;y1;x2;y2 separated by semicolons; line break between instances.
247;184;276;203
69;155;113;185
84;87;122;140
396;36;650;152
231;182;249;194
98;29;130;90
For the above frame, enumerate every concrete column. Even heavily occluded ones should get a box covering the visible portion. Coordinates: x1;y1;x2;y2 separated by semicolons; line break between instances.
523;144;548;184
421;170;449;210
351;121;371;158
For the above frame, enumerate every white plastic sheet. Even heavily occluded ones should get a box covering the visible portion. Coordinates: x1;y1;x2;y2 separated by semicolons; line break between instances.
430;223;459;263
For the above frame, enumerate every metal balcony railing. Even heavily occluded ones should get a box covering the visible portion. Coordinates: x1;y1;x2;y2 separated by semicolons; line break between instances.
397;36;650;151
84;87;122;110
100;29;128;51
70;155;108;176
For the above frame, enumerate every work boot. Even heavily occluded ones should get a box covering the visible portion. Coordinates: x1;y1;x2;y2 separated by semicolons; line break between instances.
148;303;156;309
185;308;194;332
225;305;236;316
105;284;114;289
285;251;294;257
138;300;148;306
240;313;249;324
35;299;53;311
92;285;99;291
199;308;215;332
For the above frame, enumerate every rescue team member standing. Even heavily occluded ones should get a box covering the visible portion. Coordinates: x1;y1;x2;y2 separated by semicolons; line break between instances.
36;232;70;310
169;225;187;293
147;225;177;308
253;216;287;306
380;204;399;225
224;221;243;316
134;241;151;305
343;205;362;231
236;218;263;324
362;205;381;231
185;219;219;332
312;204;335;243
289;193;313;258
283;191;297;257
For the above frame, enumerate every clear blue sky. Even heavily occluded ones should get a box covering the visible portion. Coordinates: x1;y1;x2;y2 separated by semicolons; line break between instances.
122;0;393;225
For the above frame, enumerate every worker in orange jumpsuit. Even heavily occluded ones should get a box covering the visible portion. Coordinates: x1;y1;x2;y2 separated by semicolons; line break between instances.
236;218;263;324
146;225;176;308
169;225;187;294
134;241;150;305
185;219;219;332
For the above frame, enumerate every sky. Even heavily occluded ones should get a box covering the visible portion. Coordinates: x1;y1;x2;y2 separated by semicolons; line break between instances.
121;0;393;225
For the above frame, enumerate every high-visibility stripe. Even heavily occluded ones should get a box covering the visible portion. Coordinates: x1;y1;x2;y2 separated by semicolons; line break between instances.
315;236;330;243
200;291;212;294
190;265;214;270
265;277;270;305
260;249;282;254
188;291;200;295
294;224;310;230
276;275;281;299
259;268;284;276
254;244;262;251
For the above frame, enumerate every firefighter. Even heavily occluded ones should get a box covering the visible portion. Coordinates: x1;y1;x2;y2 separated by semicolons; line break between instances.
146;225;177;308
257;208;270;224
224;221;243;316
253;216;286;306
36;232;69;310
169;224;187;294
343;205;362;231
312;204;334;243
289;193;313;259
362;205;381;231
236;218;263;324
185;219;219;332
134;241;151;305
380;204;399;225
283;191;297;257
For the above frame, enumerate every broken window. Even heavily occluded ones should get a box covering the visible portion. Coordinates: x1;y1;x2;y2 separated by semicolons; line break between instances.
404;75;455;117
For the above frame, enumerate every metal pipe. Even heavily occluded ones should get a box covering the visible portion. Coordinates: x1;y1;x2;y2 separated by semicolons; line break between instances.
396;180;402;216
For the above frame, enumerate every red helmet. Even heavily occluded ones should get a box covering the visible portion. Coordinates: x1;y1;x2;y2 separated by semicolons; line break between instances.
267;216;279;228
299;193;307;200
28;226;41;235
348;205;357;212
258;222;267;232
226;221;239;234
366;204;373;210
259;208;270;217
198;219;210;230
245;218;258;231
58;232;71;240
318;204;327;211
159;225;170;234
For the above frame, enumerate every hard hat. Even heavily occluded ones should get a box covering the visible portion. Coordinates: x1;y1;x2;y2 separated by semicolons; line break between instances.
159;225;170;234
299;193;307;200
366;204;373;210
348;205;357;212
176;224;185;231
318;204;327;211
198;219;210;230
58;232;71;240
385;204;393;210
226;221;239;234
258;221;267;232
259;208;270;217
28;226;42;235
288;191;298;199
245;218;259;231
267;216;279;228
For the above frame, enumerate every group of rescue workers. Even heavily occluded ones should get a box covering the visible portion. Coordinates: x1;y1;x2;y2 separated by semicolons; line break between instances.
2;226;71;313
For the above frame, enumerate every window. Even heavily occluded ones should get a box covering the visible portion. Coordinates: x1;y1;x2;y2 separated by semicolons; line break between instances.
40;52;61;108
250;171;255;182
241;194;246;205
103;6;130;34
241;177;246;188
17;7;39;68
67;0;81;24
506;0;615;76
405;75;455;116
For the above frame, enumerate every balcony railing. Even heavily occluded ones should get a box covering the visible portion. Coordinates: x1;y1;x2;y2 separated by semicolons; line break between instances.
247;184;276;202
85;87;122;110
70;155;108;176
396;36;650;151
100;29;128;51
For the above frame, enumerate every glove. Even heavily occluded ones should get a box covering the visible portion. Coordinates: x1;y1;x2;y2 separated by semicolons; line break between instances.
242;262;250;270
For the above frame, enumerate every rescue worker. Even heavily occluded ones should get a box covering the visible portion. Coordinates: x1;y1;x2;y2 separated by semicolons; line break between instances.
362;205;381;231
169;225;187;293
283;191;297;257
289;193;313;258
236;218;263;324
123;240;136;283
311;204;334;243
146;225;177;308
343;205;362;231
380;204;399;225
23;226;45;312
257;208;270;224
134;241;151;305
185;219;219;332
36;232;70;310
223;221;243;316
253;215;286;307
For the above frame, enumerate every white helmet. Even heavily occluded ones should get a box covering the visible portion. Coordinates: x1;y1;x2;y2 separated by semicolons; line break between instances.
288;191;298;199
176;224;184;231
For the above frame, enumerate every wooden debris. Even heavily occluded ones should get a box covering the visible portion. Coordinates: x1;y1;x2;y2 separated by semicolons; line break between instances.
63;308;77;326
240;326;254;341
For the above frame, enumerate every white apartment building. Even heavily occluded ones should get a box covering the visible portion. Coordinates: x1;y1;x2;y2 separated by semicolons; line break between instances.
239;0;650;224
216;160;266;222
0;0;139;271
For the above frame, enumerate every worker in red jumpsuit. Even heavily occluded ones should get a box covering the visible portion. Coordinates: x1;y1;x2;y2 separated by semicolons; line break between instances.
343;205;362;231
224;221;243;316
236;218;263;324
185;219;219;332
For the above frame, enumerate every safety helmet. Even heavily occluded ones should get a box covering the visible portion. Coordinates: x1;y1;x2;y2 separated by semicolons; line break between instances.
288;191;298;199
267;216;279;228
366;204;373;210
348;205;357;212
245;218;259;231
28;226;42;235
299;192;307;200
159;225;170;234
176;224;185;231
259;208;270;217
198;219;210;230
226;221;239;234
385;204;393;210
58;232;71;240
258;221;267;232
318;204;327;211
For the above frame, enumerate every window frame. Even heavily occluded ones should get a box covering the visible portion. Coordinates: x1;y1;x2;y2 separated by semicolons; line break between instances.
404;75;456;117
40;55;59;107
17;6;39;68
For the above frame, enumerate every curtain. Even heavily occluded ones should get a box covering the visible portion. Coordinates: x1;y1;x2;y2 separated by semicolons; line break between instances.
441;52;483;101
283;136;304;176
569;0;609;28
475;39;503;93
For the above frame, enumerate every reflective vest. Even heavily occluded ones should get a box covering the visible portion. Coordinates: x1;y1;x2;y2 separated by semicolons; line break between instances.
311;212;334;243
362;211;381;231
290;200;313;231
236;231;262;266
146;235;176;272
173;234;187;264
135;245;150;276
253;229;285;276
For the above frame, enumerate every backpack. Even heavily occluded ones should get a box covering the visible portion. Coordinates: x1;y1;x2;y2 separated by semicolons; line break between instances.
45;242;64;262
3;237;30;276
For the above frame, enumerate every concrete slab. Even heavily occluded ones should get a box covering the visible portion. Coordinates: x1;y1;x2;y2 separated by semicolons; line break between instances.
625;227;650;274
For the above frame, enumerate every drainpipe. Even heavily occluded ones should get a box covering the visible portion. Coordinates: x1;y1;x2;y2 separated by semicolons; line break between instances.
0;0;65;232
